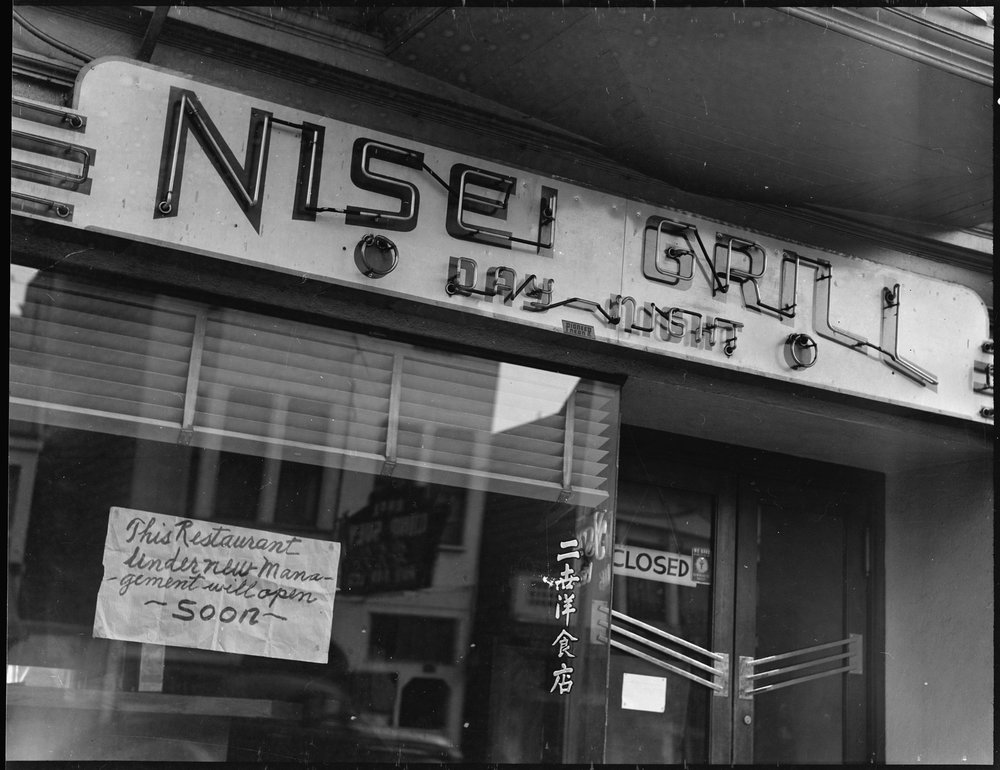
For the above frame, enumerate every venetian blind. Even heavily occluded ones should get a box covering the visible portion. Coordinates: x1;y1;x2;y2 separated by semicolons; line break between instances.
10;273;617;507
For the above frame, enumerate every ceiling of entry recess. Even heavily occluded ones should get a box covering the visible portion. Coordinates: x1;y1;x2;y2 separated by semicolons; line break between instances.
317;5;994;232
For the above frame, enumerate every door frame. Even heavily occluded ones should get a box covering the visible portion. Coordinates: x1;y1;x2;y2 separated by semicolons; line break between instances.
731;472;874;763
613;441;738;763
614;427;885;764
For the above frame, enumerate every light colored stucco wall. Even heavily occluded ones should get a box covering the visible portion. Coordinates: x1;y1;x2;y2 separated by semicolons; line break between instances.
884;456;994;764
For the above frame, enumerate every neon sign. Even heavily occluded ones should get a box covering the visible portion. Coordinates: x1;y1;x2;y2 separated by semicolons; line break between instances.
10;59;991;422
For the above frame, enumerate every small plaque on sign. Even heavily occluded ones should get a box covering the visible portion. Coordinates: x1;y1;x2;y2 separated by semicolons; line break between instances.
691;547;711;585
562;320;595;339
621;673;666;713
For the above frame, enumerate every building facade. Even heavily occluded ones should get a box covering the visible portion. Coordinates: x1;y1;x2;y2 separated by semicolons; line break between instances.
9;6;994;764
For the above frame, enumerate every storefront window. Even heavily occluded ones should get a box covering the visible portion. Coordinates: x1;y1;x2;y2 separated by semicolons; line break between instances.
8;266;619;762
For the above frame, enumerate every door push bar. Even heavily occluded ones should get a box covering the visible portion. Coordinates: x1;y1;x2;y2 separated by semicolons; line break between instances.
738;634;863;699
605;610;730;697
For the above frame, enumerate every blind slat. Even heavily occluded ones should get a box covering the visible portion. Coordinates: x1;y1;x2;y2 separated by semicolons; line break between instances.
9;383;184;423
204;354;391;397
11;349;189;392
24;288;197;332
396;432;563;478
11;276;619;506
206;318;395;368
195;416;387;456
198;366;390;411
24;306;194;348
396;417;565;458
394;449;561;484
403;363;578;407
11;365;186;411
196;390;390;427
11;332;190;379
12;318;193;361
196;395;388;445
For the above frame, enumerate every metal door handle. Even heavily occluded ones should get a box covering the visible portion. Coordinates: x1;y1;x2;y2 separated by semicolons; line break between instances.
603;609;729;696
739;634;863;699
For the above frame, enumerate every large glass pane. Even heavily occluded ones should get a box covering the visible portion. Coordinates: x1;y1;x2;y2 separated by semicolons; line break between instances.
752;486;847;763
7;265;618;763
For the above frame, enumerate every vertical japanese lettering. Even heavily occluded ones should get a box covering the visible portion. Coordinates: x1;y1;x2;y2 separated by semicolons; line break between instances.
545;538;582;696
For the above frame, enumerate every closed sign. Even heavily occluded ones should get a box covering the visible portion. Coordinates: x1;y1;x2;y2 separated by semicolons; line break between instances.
613;544;697;587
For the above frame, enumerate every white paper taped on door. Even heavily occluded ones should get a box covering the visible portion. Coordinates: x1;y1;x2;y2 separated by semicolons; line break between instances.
621;672;667;713
93;507;341;663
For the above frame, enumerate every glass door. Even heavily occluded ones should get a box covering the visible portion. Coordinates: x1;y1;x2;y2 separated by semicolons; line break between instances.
732;474;871;763
607;428;874;764
603;444;737;764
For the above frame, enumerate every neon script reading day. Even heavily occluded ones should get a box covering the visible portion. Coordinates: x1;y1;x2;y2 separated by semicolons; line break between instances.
93;508;341;664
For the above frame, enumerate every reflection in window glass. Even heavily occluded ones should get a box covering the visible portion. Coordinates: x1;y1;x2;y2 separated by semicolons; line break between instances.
7;268;619;762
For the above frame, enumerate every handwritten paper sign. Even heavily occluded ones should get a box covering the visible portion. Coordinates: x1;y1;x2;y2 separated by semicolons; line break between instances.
93;508;341;663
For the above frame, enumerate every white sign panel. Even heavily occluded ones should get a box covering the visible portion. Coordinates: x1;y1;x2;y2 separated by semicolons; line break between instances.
11;58;993;423
621;673;667;713
93;507;340;663
613;545;697;587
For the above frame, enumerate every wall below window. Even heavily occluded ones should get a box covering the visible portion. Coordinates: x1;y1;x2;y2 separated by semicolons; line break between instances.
884;456;994;764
